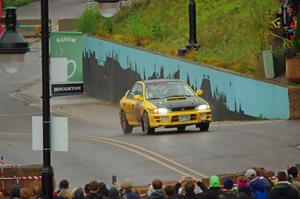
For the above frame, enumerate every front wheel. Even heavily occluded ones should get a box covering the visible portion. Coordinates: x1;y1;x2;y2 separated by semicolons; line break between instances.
197;122;210;132
120;111;133;134
142;112;155;135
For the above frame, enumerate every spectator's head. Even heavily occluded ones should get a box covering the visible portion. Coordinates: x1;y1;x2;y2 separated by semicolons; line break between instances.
287;166;298;179
245;169;257;180
277;171;288;182
122;179;133;191
209;175;220;188
84;184;91;195
108;187;120;199
237;176;249;189
164;185;175;197
223;178;234;190
256;167;266;177
0;191;4;199
152;179;163;190
184;181;195;194
59;179;69;189
266;170;276;178
73;188;84;199
98;182;108;194
89;180;99;193
287;4;294;14
10;184;20;199
20;188;31;199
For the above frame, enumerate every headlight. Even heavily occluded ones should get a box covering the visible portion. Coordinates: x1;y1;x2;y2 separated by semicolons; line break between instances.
196;104;210;111
153;108;169;114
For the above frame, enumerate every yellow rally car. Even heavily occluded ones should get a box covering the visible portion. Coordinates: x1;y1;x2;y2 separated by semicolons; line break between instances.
119;79;212;134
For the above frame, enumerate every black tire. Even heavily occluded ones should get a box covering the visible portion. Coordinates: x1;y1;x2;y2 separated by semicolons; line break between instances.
120;111;133;134
198;122;210;132
177;126;186;131
142;112;155;135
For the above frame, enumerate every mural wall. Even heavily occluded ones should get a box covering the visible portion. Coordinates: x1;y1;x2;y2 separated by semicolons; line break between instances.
83;36;290;121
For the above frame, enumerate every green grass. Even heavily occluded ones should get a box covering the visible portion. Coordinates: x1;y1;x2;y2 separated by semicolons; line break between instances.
76;0;279;77
2;0;36;7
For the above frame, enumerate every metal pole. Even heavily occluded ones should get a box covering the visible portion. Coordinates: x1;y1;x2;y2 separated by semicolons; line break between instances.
0;0;3;36
187;0;197;49
41;0;53;199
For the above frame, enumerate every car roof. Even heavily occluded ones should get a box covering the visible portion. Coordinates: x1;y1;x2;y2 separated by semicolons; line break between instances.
141;79;183;85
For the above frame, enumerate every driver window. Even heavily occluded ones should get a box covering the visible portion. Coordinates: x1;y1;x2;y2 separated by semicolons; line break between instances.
127;84;138;99
135;84;143;97
127;83;143;99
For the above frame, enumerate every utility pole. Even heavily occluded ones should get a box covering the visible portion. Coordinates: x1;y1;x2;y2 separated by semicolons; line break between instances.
0;0;3;36
40;0;54;199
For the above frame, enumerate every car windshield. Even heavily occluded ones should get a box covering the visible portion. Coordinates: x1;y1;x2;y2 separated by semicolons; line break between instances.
145;81;195;100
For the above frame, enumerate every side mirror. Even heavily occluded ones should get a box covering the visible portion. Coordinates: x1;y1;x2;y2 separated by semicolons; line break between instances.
133;95;143;101
196;90;203;96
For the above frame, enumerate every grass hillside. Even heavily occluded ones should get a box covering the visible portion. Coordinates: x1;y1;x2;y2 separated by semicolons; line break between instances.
77;0;279;77
2;0;36;7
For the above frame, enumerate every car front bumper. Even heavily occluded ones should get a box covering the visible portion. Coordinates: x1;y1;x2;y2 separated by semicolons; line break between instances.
148;109;212;128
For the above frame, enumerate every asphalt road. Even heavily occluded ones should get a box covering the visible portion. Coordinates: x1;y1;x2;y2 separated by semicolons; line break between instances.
17;0;88;20
1;43;300;189
1;0;300;190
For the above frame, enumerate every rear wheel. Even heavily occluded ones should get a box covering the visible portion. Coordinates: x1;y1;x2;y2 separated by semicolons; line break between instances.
142;112;155;135
197;123;210;132
120;111;133;134
177;126;186;131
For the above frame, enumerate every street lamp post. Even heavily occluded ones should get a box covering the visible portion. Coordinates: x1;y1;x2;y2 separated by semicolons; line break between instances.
0;0;3;35
40;0;54;199
186;0;199;50
0;7;29;73
0;2;53;198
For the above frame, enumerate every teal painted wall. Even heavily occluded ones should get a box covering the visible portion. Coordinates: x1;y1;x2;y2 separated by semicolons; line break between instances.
83;36;290;120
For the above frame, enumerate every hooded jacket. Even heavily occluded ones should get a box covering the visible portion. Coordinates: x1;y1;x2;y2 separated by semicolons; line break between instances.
270;182;299;199
237;187;253;199
147;190;166;199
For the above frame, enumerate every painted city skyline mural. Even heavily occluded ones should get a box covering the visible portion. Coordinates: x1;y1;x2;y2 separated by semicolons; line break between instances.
83;36;290;120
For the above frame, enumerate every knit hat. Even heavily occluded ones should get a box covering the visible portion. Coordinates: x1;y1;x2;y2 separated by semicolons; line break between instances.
237;176;248;188
245;169;256;180
209;175;220;188
223;178;234;190
287;166;298;179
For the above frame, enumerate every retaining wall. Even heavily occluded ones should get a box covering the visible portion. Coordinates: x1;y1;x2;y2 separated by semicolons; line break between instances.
83;36;292;121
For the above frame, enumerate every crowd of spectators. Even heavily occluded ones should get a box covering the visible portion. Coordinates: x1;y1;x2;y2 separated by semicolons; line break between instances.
0;165;300;199
276;0;300;40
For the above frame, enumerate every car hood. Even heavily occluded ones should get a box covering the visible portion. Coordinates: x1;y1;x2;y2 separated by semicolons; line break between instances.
148;96;208;109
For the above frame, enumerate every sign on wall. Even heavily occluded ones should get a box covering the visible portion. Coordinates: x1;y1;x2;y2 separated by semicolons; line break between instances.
50;32;83;96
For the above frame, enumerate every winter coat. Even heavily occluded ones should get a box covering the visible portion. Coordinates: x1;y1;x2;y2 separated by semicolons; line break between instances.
200;188;222;199
85;192;108;199
270;182;299;199
122;191;141;199
180;192;203;199
147;190;166;199
218;191;239;199
249;178;267;199
237;187;254;199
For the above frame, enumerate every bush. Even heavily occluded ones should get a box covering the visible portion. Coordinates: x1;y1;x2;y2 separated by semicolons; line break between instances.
2;0;36;7
75;4;101;35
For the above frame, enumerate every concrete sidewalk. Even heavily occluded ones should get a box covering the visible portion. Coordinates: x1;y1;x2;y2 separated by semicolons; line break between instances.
12;79;121;129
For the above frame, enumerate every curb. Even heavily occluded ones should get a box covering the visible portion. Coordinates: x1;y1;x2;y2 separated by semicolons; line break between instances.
11;80;120;128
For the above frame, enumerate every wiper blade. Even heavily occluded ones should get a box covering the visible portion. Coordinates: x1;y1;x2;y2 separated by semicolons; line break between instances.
166;95;191;98
148;97;161;100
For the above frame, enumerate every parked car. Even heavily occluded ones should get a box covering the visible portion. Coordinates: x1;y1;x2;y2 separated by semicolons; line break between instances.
119;79;212;134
